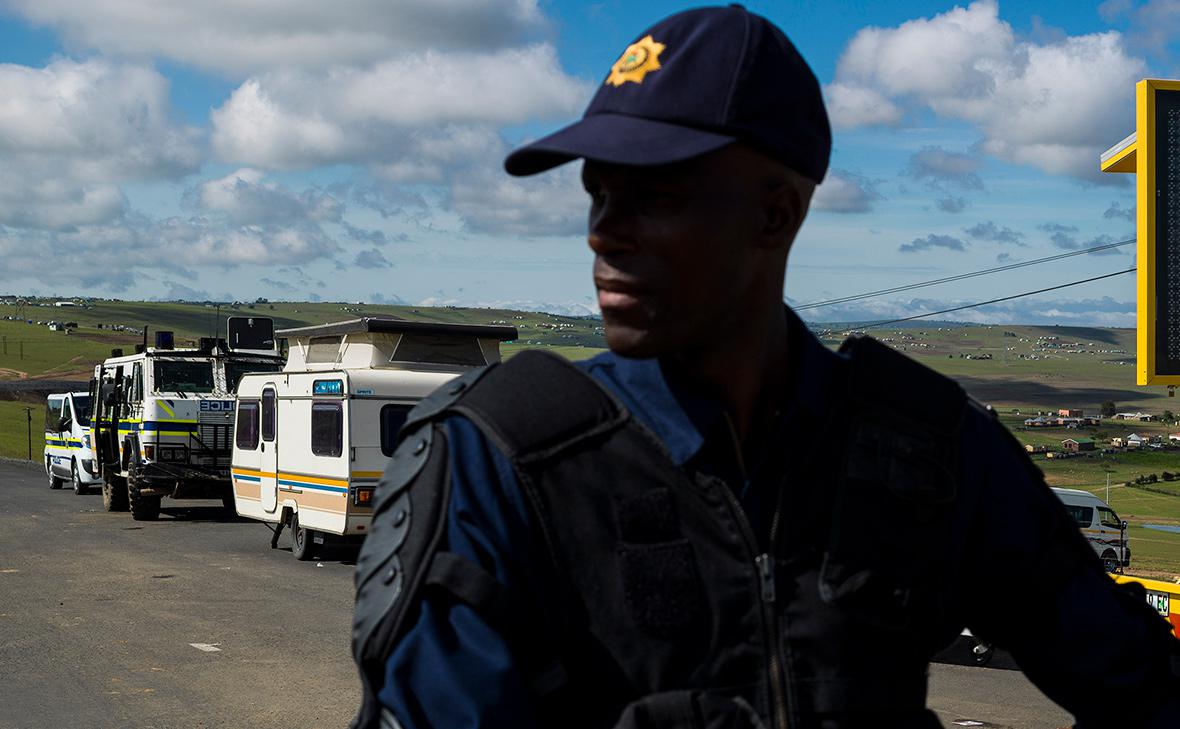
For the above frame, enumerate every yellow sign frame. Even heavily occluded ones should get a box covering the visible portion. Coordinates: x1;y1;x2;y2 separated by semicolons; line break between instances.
1101;78;1180;386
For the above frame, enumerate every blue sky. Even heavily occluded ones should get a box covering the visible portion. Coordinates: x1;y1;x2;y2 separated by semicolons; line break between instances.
0;0;1175;325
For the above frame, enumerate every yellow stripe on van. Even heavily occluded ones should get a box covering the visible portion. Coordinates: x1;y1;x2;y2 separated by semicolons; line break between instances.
232;468;276;478
280;472;348;487
351;471;384;479
157;401;175;418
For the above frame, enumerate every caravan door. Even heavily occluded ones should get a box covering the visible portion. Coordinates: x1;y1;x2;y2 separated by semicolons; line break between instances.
260;385;279;513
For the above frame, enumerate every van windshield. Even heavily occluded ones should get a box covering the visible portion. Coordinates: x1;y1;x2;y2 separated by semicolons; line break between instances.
72;395;91;426
154;360;215;394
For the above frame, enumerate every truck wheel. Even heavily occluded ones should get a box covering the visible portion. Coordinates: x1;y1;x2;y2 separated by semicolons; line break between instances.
72;460;88;495
1101;549;1119;573
48;459;63;490
102;476;130;512
128;475;160;521
291;512;315;561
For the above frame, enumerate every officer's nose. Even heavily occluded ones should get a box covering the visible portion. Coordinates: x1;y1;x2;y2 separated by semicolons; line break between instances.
588;194;637;255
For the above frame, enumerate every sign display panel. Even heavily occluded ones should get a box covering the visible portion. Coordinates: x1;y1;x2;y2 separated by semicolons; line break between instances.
1156;89;1180;376
227;316;275;351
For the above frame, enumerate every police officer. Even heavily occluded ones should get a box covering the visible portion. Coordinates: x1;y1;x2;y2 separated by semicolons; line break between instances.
352;7;1180;729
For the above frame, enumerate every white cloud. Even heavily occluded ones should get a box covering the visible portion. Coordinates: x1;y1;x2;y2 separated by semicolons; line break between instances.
811;170;880;213
4;0;548;75
824;82;902;129
830;1;1145;181
449;161;586;236
798;294;1135;327
0;59;201;230
193;168;343;226
211;45;587;170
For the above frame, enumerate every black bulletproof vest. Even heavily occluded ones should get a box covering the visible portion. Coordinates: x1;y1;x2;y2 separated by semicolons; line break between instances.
353;340;973;729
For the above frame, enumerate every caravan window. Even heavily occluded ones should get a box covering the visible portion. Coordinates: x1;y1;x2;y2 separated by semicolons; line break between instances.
236;401;260;450
261;390;276;442
391;334;486;366
380;405;412;456
1064;505;1094;529
311;402;343;457
307;336;343;364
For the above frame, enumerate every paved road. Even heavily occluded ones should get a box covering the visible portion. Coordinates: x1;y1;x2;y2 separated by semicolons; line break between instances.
0;460;1075;729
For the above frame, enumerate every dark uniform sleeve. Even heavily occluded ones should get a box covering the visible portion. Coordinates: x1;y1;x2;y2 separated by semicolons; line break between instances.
959;410;1180;728
377;416;544;729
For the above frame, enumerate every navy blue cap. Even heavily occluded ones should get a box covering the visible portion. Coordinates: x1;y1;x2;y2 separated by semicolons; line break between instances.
504;5;831;183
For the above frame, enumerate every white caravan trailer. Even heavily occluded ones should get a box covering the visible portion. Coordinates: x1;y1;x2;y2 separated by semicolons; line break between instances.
44;390;103;494
231;317;517;560
89;318;285;520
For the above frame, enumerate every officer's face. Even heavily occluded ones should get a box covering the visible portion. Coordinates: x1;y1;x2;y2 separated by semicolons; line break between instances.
583;145;800;359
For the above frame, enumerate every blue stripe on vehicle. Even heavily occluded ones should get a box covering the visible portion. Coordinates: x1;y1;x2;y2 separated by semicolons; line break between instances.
276;478;349;494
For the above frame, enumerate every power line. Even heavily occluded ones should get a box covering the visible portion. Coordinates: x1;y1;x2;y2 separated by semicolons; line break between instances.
846;268;1136;329
795;237;1134;311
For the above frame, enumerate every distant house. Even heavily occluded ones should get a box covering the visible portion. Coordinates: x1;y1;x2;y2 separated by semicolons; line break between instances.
1112;437;1126;448
1169;433;1180;443
1058;408;1083;418
53;301;75;307
1115;412;1156;421
1024;444;1050;453
1127;433;1146;448
1062;437;1095;452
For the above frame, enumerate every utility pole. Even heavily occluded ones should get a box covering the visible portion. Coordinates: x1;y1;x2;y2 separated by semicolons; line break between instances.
1106;472;1111;504
22;406;33;460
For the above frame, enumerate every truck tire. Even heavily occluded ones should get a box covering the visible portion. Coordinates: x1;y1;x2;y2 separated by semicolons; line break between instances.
1101;549;1119;573
102;475;130;512
48;458;63;490
128;474;161;521
291;512;315;561
72;460;89;496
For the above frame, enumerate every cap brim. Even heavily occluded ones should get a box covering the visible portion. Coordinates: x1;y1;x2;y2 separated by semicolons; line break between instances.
504;113;737;177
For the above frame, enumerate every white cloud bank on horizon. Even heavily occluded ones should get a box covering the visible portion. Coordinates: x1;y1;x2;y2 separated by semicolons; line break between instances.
796;294;1135;328
826;0;1145;182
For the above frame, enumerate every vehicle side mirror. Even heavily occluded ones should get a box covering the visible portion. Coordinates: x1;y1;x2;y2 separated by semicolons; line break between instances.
57;417;70;431
1122;520;1129;530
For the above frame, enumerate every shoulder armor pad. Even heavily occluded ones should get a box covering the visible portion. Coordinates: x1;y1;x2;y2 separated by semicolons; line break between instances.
351;418;450;680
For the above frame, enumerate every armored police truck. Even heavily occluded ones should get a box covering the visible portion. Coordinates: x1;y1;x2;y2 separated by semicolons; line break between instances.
44;390;103;494
89;318;285;520
230;317;516;560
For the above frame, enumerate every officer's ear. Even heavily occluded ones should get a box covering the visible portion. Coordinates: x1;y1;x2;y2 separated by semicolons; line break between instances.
760;167;813;251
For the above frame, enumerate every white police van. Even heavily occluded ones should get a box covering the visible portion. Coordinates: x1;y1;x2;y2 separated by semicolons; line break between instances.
231;317;516;560
89;318;285;520
43;391;103;494
1052;487;1130;572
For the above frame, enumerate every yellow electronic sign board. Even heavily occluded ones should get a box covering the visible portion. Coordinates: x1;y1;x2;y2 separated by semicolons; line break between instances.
1102;78;1180;386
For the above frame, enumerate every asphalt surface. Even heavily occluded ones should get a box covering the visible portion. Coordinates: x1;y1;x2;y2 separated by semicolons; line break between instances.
0;459;1075;729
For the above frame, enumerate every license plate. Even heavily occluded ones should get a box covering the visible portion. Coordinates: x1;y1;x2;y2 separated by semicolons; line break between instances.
1146;590;1171;616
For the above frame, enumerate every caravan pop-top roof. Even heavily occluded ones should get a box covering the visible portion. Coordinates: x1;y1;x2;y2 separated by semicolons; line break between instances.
278;317;518;372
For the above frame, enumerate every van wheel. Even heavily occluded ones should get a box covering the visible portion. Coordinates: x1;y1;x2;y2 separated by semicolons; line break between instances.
48;459;63;490
72;460;88;495
291;512;315;561
102;476;129;512
1101;549;1119;573
128;475;160;521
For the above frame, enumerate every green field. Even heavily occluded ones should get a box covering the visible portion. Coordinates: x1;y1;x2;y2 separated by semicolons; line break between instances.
0;400;45;463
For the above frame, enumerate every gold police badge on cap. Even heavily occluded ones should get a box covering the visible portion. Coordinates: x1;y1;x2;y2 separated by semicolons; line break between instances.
606;35;666;87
